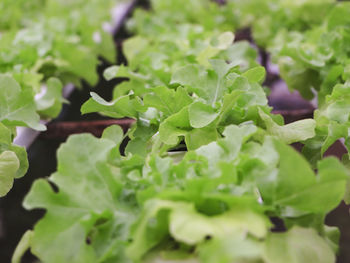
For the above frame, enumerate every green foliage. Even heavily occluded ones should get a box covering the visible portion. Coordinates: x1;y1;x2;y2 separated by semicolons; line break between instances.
0;0;119;197
21;134;130;263
0;151;20;197
303;82;350;164
16;124;348;262
75;2;350;259
0;75;45;131
0;123;28;197
273;2;350;103
12;0;350;262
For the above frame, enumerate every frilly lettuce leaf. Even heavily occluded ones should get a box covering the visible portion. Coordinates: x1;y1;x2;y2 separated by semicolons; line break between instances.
0;150;20;197
0;130;27;197
16;122;348;262
272;2;350;103
263;227;335;263
303;82;350;163
0;75;45;131
18;131;134;263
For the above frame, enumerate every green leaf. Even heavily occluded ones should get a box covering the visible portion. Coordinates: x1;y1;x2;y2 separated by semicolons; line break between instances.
104;65;150;83
101;125;124;146
325;101;350;124
103;65;131;81
12;230;34;263
96;30;117;64
218;124;258;161
0;150;20;197
56;42;99;86
81;92;142;119
159;107;190;146
222;41;258;71
0;122;12;144
198;236;263;263
242;66;266;83
273;140;349;215
194;124;258;176
8;144;28;179
170;204;269;245
259;109;316;144
264;227;335;263
188;102;219;128
197;32;234;67
127;199;269;261
36;77;66;118
123;36;150;67
170;63;231;105
327;3;350;30
170;65;214;101
313;83;350;155
0;75;45;131
21;134;131;263
185;127;218;151
321;122;347;155
209;59;237;79
0;123;28;179
143;86;193;117
127;200;175;261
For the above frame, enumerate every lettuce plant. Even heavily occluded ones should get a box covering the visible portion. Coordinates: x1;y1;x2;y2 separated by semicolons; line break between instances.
0;0;120;197
274;3;350;103
14;122;348;262
8;0;350;262
14;1;350;263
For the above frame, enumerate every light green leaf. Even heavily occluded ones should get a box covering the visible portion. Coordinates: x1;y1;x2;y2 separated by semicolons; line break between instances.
123;36;150;66
0;75;45;131
0;122;13;144
197;32;234;67
9;144;28;179
101;125;124;146
12;230;34;263
103;65;130;81
21;134;131;263
185;127;218;151
36;77;66;118
127;200;177;261
188;102;219;128
327;3;350;30
242;66;266;83
198;236;263;263
321;122;348;155
209;59;237;79
264;227;335;263
159;107;190;146
170;65;215;101
170;205;269;245
127;199;269;261
0;150;19;197
144;86;193;117
0;123;28;179
81;92;142;118
216;32;235;50
170;63;231;104
273;140;348;215
259;109;316;144
57;42;99;86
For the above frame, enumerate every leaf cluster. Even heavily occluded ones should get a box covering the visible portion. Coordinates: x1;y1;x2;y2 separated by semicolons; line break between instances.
16;1;350;263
